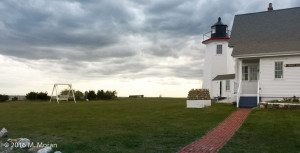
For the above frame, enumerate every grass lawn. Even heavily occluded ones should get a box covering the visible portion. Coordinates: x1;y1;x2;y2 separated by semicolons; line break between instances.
220;109;300;153
0;98;236;153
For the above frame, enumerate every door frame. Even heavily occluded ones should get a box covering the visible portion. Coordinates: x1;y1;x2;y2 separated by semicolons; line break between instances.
219;81;222;97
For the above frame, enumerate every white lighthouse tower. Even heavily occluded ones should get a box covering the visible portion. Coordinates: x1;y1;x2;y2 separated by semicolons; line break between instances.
202;17;235;101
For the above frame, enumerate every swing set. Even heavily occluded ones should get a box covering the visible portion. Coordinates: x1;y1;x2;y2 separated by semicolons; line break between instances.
50;83;76;104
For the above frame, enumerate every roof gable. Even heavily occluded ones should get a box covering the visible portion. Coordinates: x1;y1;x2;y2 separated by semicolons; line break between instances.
229;7;300;57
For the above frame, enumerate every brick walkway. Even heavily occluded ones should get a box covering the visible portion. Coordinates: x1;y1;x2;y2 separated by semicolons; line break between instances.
178;108;252;153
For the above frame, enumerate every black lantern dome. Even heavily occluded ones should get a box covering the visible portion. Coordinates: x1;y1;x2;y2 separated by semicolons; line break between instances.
211;17;228;38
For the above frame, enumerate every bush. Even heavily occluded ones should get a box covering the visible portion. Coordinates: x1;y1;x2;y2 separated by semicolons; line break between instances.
26;92;50;100
103;90;117;99
97;90;117;100
87;90;97;100
37;92;50;100
0;94;9;102
268;100;279;103
12;97;18;101
292;96;299;102
75;90;84;100
97;90;104;99
60;89;84;100
26;92;38;100
59;89;117;101
282;96;299;103
187;89;210;100
283;97;292;102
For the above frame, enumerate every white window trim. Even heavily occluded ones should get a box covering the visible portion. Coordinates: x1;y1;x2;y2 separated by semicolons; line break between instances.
216;44;223;55
226;80;230;91
242;64;259;82
274;61;284;80
242;66;249;81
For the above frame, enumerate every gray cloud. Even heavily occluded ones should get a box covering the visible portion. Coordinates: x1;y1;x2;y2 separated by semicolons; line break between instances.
0;0;299;82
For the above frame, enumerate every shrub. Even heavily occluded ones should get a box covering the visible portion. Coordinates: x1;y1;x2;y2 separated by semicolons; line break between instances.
282;96;299;103
268;100;279;103
60;89;70;96
75;90;84;100
60;89;84;100
103;90;117;99
87;90;97;100
26;92;50;100
97;90;104;99
283;97;292;102
0;94;9;102
187;89;210;100
37;92;50;100
26;92;38;100
96;90;117;100
292;96;299;102
12;97;18;101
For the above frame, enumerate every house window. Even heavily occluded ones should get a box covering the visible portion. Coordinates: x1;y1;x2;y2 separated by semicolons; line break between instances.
216;45;222;54
242;66;248;80
226;80;230;91
275;61;283;78
249;65;258;80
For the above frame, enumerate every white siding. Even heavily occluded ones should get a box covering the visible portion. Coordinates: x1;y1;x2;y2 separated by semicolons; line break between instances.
260;55;300;98
241;81;257;94
211;80;220;97
212;79;236;102
202;40;235;98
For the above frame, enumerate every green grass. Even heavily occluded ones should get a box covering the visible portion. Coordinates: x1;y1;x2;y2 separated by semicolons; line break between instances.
0;98;236;153
220;109;300;153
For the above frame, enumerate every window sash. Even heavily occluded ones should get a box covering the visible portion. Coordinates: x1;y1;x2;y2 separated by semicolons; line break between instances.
212;27;216;34
249;66;258;80
275;62;283;78
226;80;230;90
216;45;222;54
242;66;248;80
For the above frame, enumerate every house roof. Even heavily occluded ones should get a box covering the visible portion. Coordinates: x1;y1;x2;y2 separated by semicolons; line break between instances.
229;7;300;57
212;74;235;81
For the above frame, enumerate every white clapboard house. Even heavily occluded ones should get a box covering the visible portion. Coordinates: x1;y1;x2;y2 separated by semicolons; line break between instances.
202;4;300;108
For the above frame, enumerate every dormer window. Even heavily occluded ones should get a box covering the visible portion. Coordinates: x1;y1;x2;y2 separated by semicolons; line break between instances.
216;44;222;54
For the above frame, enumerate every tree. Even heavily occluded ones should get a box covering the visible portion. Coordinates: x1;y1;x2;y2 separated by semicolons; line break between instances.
97;90;104;99
75;90;84;100
87;90;97;100
0;94;9;102
60;89;70;95
103;90;117;99
60;89;84;100
37;92;50;100
12;97;18;101
26;91;50;100
26;92;38;100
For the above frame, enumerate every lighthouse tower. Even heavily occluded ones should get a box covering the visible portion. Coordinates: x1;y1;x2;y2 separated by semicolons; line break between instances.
202;17;235;99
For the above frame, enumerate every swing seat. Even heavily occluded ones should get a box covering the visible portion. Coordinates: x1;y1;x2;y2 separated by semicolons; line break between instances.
59;95;69;101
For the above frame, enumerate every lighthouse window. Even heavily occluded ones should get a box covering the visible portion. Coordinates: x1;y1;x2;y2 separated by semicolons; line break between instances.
216;45;222;54
212;27;216;34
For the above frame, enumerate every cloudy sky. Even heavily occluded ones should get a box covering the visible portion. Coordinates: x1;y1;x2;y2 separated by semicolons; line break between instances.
0;0;299;97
